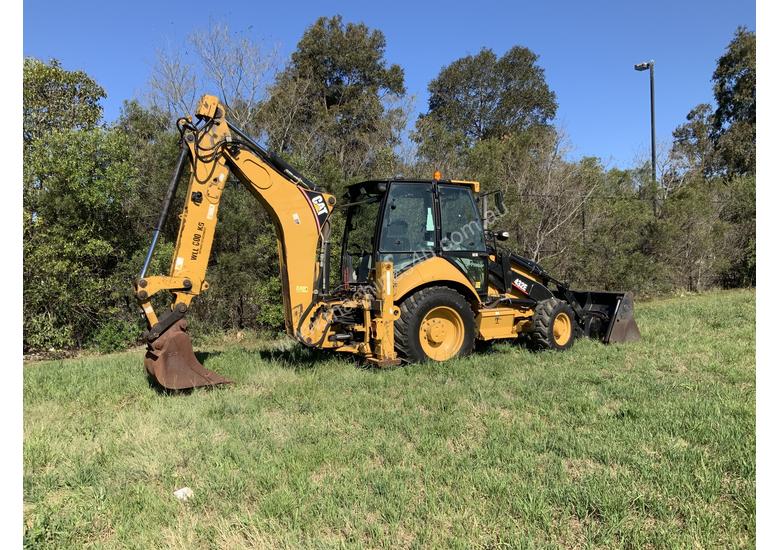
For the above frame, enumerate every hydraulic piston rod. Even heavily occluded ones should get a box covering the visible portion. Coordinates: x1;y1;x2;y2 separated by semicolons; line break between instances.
139;143;190;278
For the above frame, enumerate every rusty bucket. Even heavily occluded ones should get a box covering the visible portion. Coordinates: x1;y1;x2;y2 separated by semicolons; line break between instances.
144;319;231;390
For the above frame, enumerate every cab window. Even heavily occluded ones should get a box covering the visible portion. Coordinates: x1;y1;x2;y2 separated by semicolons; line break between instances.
341;197;380;283
439;185;486;252
378;183;435;272
379;183;435;252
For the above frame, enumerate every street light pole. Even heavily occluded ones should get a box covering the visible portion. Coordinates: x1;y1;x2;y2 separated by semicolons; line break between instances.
635;60;657;213
648;62;656;184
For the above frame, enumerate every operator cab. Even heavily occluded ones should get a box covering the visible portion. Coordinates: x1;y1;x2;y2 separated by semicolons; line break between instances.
339;178;488;294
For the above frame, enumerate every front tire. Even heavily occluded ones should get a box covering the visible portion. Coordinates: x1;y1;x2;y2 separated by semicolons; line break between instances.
395;286;476;363
529;298;576;351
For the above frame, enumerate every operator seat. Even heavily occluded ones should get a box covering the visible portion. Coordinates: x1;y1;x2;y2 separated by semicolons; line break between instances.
384;219;410;250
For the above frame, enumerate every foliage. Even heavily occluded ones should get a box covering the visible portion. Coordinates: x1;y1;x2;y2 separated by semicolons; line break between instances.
24;128;139;350
671;103;717;178
711;26;756;176
413;45;557;176
23;58;106;145
718;175;756;287
149;22;276;131
289;15;405;106
190;183;282;331
262;15;408;192
422;47;556;145
568;170;660;292
89;318;140;353
655;180;730;292
668;26;756;287
672;27;755;179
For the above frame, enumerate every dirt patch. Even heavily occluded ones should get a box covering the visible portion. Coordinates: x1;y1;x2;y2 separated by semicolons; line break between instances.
563;458;602;480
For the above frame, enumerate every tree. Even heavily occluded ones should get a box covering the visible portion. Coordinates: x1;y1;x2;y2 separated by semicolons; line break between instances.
24;128;140;350
149;22;277;131
671;26;755;178
419;47;556;146
570;168;659;292
288;15;404;108
671;103;717;178
718;174;756;287
711;26;756;176
412;45;556;174
466;128;598;266
668;26;755;288
411;116;471;178
22;64;165;351
262;15;408;190
23;58;105;145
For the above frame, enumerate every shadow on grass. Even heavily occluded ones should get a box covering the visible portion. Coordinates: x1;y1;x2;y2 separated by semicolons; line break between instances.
255;346;353;371
251;340;520;371
148;338;542;394
195;351;223;365
146;374;195;395
202;345;353;371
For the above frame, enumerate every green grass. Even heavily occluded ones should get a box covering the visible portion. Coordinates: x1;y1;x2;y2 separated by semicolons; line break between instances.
24;289;755;549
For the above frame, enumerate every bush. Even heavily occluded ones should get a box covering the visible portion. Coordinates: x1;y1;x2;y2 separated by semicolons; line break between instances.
24;314;73;352
89;319;140;354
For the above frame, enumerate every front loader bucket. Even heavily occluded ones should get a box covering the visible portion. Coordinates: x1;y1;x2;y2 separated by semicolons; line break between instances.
603;292;641;343
565;290;641;344
144;319;231;390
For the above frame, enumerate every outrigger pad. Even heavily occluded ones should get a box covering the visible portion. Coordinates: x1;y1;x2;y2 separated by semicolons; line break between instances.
144;319;231;390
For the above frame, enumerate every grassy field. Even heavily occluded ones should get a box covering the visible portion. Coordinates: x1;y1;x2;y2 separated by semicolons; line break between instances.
24;289;755;548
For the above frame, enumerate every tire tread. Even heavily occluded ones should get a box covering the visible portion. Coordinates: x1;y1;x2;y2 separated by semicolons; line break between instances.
529;298;575;351
395;286;475;362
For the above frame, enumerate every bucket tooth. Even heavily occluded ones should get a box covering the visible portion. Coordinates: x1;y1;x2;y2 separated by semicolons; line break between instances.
144;319;230;390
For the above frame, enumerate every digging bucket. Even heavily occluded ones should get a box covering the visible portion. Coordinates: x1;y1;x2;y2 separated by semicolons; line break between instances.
144;319;231;390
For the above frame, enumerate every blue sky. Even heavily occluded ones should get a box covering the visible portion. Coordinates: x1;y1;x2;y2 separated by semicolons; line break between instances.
23;0;754;169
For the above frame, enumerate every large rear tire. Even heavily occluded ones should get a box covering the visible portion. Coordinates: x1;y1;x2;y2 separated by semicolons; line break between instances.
529;298;576;351
395;286;476;363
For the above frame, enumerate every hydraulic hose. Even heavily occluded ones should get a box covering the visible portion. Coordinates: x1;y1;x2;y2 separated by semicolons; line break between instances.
225;119;319;191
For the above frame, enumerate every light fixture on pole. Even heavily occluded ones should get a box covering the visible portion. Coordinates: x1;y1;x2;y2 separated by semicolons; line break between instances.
634;60;656;185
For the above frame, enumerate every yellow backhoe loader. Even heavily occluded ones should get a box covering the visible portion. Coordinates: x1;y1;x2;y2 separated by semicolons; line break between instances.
134;95;640;390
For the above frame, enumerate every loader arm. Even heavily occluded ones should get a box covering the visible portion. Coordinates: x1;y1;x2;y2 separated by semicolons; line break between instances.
135;95;335;388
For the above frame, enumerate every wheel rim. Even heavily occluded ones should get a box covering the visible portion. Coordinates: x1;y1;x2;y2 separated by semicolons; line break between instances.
419;306;465;361
552;312;572;346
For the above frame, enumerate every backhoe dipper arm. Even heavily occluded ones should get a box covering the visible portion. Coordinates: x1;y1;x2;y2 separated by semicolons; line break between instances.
135;95;336;345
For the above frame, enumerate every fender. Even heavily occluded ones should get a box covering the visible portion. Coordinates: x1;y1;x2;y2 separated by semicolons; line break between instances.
394;256;481;305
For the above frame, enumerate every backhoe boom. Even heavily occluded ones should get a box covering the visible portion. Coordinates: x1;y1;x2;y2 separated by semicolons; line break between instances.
136;95;336;388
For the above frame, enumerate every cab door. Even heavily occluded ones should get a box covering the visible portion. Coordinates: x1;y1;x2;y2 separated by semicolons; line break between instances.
377;182;436;274
437;184;488;294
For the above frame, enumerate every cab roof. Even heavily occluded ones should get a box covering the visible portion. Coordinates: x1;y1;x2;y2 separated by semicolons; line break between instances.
346;178;480;199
